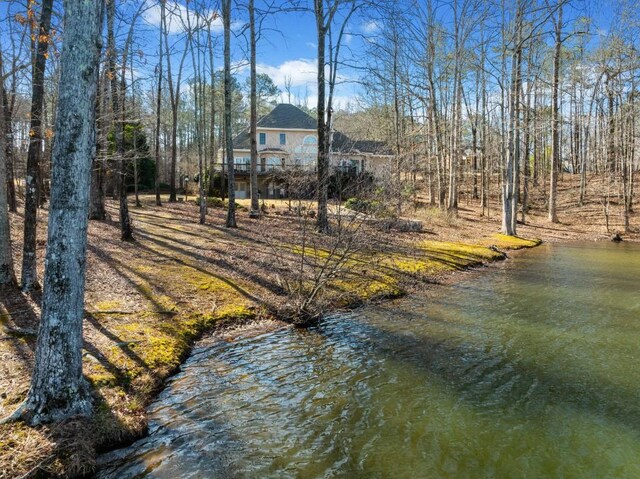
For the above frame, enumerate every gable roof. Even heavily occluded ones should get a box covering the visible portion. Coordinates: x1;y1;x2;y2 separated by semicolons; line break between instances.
231;104;316;150
331;131;393;156
231;104;391;155
257;103;317;129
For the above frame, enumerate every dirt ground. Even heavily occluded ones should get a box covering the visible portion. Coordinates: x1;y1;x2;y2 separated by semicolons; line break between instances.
0;174;637;478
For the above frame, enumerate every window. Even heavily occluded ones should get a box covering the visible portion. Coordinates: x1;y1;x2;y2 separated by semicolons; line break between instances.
259;133;266;145
280;133;286;145
303;135;317;145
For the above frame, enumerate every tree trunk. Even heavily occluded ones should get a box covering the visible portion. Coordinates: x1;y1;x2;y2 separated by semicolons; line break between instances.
0;69;16;286
548;1;562;223
207;27;217;198
21;0;53;292
223;0;236;228
107;0;132;241
89;73;107;220
1;83;17;213
315;0;329;233
4;0;104;425
154;17;163;207
184;1;206;225
501;4;522;236
249;0;260;218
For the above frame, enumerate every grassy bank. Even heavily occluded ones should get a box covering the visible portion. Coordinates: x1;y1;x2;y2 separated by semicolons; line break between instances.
0;197;541;478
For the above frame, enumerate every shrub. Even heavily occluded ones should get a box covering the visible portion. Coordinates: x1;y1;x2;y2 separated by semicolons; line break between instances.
344;197;381;214
194;196;245;210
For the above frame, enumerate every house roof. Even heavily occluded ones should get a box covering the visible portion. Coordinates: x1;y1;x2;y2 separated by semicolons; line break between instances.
232;104;316;150
231;104;391;155
257;103;317;129
331;131;393;156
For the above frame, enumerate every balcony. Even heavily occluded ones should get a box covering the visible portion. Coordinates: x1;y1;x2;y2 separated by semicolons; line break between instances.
231;163;285;175
226;163;359;176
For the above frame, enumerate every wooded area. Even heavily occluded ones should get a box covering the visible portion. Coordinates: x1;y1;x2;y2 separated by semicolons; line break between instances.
1;0;639;476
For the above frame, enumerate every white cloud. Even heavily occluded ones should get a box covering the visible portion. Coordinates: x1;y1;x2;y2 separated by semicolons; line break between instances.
142;1;222;35
361;20;381;34
305;94;360;110
257;59;318;88
249;59;357;110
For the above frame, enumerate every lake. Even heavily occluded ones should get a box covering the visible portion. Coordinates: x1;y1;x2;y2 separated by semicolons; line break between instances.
99;242;640;478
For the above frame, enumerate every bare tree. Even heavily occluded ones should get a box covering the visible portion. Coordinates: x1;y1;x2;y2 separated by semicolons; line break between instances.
107;0;133;240
89;71;108;221
154;0;165;207
249;0;260;218
184;0;207;224
3;0;105;425
163;1;192;202
0;57;16;287
21;0;53;291
313;0;359;233
1;48;17;214
501;1;524;236
223;0;237;227
548;0;563;223
314;0;330;233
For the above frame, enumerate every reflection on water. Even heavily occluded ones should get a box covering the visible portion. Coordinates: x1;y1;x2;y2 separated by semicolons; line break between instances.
99;242;640;478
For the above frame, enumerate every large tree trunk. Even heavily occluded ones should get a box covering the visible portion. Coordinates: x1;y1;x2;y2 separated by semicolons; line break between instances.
223;0;236;228
249;0;260;218
21;0;53;292
315;0;329;233
0;68;16;286
4;0;104;425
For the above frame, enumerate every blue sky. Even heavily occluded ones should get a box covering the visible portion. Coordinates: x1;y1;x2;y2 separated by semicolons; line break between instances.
130;0;378;109
0;0;627;110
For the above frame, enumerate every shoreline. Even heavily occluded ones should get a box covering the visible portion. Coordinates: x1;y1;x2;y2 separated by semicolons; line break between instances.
93;233;543;461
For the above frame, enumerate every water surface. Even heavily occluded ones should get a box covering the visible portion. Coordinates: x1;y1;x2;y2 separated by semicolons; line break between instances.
100;242;640;478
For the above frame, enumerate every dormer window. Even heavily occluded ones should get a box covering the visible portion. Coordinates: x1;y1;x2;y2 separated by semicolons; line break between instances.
259;133;266;145
280;133;286;145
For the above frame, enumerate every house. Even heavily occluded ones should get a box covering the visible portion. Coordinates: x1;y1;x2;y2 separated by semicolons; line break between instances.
218;104;392;199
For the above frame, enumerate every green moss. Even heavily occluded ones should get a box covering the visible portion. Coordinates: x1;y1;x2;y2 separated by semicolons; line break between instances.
91;300;122;311
87;372;119;388
486;234;542;250
213;304;254;321
422;240;505;262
